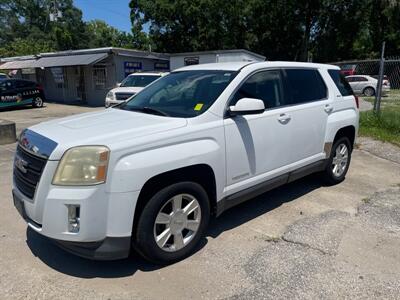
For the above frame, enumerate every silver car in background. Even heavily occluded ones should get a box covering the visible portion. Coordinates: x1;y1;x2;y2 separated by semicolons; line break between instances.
346;75;390;96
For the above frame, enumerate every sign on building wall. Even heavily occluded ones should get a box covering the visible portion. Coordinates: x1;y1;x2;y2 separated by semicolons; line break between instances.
50;67;64;83
124;61;142;77
21;68;35;75
184;57;199;66
154;61;169;70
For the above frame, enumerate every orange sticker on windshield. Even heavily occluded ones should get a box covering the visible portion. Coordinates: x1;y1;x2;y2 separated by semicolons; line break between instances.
194;103;204;111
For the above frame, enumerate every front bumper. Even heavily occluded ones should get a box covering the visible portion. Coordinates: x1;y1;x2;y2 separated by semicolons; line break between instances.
13;189;131;260
105;99;124;108
54;236;131;260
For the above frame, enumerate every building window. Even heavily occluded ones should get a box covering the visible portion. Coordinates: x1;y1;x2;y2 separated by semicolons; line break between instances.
93;67;107;90
154;61;169;70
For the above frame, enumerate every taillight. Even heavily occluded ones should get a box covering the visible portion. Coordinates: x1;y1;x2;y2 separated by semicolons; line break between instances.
37;84;43;90
354;95;359;109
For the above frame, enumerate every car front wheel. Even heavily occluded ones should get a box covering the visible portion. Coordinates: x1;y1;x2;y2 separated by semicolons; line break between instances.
32;96;44;108
134;182;210;264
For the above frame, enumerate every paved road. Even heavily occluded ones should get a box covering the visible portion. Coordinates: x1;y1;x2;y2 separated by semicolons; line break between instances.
0;102;100;136
0;104;399;299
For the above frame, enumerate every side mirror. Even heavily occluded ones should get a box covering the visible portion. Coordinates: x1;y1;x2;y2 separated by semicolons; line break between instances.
116;82;121;87
228;98;265;116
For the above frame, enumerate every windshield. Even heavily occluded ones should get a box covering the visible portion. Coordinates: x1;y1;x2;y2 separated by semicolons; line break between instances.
119;70;237;118
120;75;161;87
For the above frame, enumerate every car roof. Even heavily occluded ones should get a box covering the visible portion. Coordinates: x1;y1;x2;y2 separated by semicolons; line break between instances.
346;75;374;78
175;62;253;72
174;61;340;72
128;72;167;76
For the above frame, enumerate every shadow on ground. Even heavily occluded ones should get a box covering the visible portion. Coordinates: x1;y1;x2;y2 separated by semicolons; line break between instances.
0;105;46;113
26;174;323;279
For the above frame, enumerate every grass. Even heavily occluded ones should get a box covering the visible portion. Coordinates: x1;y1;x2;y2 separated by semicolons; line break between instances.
359;90;400;146
362;197;371;204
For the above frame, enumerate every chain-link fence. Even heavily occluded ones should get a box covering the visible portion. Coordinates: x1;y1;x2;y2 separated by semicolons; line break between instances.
333;57;400;146
335;57;400;89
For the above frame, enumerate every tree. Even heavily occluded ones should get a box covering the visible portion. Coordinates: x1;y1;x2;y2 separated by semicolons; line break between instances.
130;0;400;62
86;20;135;49
129;0;250;53
0;0;88;56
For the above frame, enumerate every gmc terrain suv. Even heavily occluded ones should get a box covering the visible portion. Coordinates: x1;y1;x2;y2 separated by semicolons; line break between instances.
12;62;359;264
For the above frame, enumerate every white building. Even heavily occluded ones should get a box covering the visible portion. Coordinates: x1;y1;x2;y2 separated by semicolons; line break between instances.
169;49;265;70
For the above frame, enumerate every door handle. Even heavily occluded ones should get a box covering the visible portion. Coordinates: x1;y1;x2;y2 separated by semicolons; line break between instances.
277;113;291;124
324;104;334;113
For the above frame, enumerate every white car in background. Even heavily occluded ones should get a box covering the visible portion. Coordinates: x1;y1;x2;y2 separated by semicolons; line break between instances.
346;75;390;96
105;72;168;107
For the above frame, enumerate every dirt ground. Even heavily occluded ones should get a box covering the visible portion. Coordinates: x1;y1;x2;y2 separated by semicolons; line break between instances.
0;103;399;299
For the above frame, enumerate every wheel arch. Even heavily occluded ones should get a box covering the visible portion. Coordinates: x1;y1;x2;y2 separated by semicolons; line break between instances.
132;164;217;236
363;86;375;94
333;125;356;148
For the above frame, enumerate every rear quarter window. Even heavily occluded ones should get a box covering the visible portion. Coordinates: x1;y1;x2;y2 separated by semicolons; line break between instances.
283;69;327;105
328;69;353;96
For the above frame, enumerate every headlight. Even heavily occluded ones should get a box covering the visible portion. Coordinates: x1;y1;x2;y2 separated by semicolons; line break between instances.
53;146;110;186
106;91;114;99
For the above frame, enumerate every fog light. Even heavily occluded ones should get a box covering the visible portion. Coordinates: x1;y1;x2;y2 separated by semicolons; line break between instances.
67;205;80;233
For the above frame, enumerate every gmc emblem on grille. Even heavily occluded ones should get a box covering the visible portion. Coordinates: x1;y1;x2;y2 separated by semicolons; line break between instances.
15;156;28;173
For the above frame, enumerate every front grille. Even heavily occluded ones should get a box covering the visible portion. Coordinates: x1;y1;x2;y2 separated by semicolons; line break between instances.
14;145;47;199
115;92;135;100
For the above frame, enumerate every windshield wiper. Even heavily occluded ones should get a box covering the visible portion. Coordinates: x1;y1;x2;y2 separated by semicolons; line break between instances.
124;106;170;116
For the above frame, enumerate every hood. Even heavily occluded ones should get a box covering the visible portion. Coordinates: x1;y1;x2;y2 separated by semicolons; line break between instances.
110;86;144;94
29;108;187;160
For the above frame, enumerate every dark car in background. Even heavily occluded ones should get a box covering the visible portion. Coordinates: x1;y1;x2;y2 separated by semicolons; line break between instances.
0;79;45;109
0;73;8;80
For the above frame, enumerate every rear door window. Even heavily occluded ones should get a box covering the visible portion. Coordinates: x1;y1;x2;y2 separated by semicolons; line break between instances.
328;69;353;96
282;69;327;105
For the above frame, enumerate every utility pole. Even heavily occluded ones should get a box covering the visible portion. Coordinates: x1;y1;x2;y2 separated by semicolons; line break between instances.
374;41;385;114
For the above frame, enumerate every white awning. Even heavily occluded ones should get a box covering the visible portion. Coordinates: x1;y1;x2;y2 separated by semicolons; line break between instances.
0;59;38;70
33;53;108;68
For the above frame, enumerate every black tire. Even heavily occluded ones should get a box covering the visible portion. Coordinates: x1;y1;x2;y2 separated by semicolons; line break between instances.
322;137;352;185
134;182;210;264
32;96;44;108
363;87;375;97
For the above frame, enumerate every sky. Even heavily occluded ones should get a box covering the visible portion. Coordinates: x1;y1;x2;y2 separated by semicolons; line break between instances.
73;0;133;33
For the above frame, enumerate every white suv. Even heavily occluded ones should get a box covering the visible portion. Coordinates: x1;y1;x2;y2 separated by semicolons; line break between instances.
105;72;168;107
12;62;359;264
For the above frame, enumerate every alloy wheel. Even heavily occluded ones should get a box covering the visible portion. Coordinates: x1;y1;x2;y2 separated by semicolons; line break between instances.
332;143;349;177
153;193;201;252
34;97;43;107
364;87;374;97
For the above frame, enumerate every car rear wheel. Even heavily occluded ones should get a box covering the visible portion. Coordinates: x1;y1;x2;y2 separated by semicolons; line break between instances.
322;137;352;185
363;87;375;97
32;96;44;108
134;182;210;264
